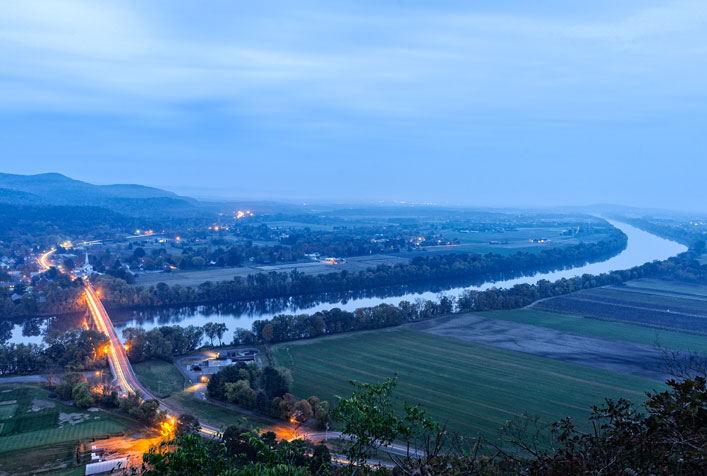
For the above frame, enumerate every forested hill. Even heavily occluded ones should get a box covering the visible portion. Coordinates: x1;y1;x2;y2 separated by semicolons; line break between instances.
0;203;137;241
0;173;199;217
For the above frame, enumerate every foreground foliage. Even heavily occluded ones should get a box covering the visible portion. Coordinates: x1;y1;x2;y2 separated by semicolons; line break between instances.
131;373;707;475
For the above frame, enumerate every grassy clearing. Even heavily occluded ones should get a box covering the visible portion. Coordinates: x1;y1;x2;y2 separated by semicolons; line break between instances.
272;329;664;443
164;391;272;432
478;309;707;354
133;359;186;397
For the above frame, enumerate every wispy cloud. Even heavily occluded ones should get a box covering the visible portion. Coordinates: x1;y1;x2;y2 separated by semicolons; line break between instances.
0;0;706;124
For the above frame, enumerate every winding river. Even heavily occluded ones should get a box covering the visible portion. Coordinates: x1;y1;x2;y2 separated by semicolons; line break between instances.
5;220;687;345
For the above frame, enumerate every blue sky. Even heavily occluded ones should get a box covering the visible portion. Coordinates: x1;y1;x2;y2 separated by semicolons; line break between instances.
0;0;706;209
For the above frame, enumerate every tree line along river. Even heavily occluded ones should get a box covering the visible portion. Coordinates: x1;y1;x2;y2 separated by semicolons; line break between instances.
6;220;687;345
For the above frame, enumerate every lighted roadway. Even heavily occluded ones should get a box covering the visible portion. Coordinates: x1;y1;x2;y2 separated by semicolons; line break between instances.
39;248;420;460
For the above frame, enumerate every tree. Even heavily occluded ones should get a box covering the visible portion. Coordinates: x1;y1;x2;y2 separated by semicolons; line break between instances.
213;323;227;346
190;256;205;268
314;400;331;430
292;399;313;423
120;393;163;425
184;325;204;350
145;328;173;361
524;376;707;475
261;323;274;343
222;424;258;462
225;380;257;409
334;377;437;472
203;323;218;347
138;433;231;476
309;444;332;476
278;393;296;420
55;372;84;400
259;366;291;399
123;327;148;362
233;329;256;345
72;382;95;408
175;413;201;436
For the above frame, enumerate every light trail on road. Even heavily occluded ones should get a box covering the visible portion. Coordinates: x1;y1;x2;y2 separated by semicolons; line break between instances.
83;280;223;438
38;248;56;272
79;269;413;465
84;283;134;394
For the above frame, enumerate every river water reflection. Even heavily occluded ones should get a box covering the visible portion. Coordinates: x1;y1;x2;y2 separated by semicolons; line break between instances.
4;220;687;345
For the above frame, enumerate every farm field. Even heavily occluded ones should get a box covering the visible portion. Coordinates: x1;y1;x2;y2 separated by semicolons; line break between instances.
271;328;664;443
132;255;410;287
134;359;186;397
534;281;707;333
0;385;139;474
476;309;707;354
621;278;707;298
133;266;259;287
0;441;84;476
131;225;618;288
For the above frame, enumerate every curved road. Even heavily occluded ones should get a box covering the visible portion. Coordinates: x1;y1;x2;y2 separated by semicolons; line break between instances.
83;280;419;461
84;281;223;437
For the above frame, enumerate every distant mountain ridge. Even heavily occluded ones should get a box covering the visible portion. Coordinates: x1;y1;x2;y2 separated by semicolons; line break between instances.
0;173;198;216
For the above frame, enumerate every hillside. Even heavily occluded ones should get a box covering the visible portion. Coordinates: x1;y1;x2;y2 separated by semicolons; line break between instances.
0;173;198;216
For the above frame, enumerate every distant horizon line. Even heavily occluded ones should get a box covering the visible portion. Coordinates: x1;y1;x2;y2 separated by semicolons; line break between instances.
2;170;703;216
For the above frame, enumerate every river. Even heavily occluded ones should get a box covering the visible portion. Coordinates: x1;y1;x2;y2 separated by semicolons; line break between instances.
4;220;687;345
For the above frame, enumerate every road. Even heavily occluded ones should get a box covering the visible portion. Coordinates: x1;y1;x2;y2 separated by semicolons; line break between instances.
31;246;424;463
30;246;420;468
83;281;225;436
83;280;421;461
38;248;56;272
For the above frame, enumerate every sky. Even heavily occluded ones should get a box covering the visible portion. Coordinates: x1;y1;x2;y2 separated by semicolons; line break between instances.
0;0;706;209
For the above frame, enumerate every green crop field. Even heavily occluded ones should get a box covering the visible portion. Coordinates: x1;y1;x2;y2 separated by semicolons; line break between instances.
0;419;126;453
623;278;707;297
0;385;136;454
134;359;186;397
534;281;707;333
271;329;664;443
477;309;707;354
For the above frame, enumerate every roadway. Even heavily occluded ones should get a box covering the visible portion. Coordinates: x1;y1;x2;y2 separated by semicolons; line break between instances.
40;249;417;461
38;248;56;272
84;280;231;438
83;280;421;461
36;248;222;438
